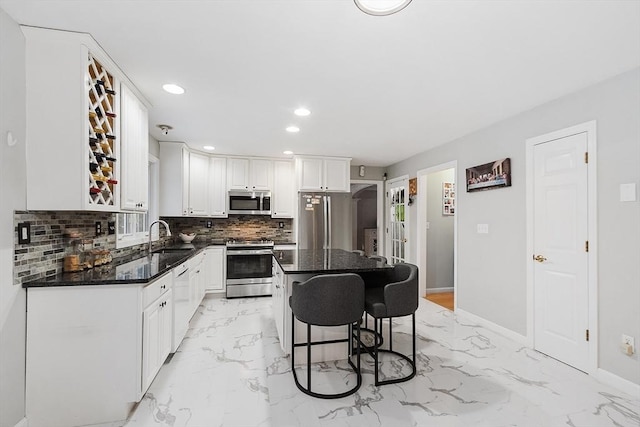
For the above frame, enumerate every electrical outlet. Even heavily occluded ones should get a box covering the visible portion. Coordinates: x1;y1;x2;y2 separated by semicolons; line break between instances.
107;221;115;235
95;221;102;236
206;220;213;228
18;222;31;244
622;335;635;356
279;222;285;229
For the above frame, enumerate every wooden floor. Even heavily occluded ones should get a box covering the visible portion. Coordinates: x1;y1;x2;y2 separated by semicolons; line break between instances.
425;292;454;311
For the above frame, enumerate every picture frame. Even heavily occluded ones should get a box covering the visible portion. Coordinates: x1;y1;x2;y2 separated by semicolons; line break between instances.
442;182;455;215
466;158;511;192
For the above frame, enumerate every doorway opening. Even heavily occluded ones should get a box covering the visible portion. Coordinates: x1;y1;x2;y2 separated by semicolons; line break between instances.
351;180;383;256
417;161;458;311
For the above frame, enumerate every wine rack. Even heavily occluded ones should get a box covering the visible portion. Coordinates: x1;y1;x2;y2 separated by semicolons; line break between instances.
87;54;117;206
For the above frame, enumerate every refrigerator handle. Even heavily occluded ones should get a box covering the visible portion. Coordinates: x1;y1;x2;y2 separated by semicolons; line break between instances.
323;195;328;249
327;195;332;249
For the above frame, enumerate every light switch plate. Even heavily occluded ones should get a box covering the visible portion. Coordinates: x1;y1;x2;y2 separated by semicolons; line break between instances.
18;222;31;244
477;224;489;234
620;183;637;202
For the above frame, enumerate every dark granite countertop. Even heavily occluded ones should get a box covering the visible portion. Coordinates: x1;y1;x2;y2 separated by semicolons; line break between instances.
22;240;228;288
272;249;391;274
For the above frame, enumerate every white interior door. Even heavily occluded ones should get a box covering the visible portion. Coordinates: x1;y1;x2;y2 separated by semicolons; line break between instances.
533;131;589;371
386;177;409;264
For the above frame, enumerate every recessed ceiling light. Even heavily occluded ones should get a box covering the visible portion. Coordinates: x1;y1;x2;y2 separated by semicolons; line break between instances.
283;150;294;155
162;83;185;94
354;0;412;16
294;108;311;117
286;126;300;133
203;145;215;151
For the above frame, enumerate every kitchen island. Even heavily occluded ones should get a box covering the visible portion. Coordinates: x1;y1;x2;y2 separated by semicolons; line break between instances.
272;248;391;361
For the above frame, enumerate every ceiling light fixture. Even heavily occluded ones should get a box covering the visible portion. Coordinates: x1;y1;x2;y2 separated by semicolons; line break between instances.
203;145;215;151
162;83;185;94
294;108;311;117
354;0;412;16
283;150;294;155
286;126;300;133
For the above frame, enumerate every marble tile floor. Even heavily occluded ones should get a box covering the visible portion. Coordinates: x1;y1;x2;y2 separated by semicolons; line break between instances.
125;296;640;427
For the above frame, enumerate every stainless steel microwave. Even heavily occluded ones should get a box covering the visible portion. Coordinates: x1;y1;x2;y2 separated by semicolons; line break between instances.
228;191;271;215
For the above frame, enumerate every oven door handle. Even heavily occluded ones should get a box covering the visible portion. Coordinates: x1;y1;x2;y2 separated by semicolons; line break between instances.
227;249;273;256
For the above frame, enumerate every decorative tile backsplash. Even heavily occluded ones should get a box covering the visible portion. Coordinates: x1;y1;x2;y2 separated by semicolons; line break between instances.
162;215;293;243
13;211;293;286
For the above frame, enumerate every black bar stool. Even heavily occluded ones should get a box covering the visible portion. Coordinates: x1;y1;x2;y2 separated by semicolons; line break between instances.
361;263;418;386
289;273;365;399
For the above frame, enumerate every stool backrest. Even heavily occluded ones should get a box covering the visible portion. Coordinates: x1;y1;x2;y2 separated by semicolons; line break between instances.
290;273;365;327
383;263;419;318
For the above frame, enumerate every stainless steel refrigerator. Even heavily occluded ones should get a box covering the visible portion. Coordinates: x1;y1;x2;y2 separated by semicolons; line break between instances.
298;192;352;250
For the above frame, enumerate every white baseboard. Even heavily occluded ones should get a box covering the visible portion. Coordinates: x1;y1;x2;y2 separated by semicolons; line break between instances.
425;287;454;294
14;417;28;427
595;368;640;397
455;308;528;346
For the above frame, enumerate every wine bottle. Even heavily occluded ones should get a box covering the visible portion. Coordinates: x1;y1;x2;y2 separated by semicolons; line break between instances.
107;179;118;185
89;137;98;146
101;165;112;173
105;111;117;118
89;162;99;172
94;83;103;96
105;156;117;162
105;134;116;140
105;89;116;95
90;187;101;194
100;142;111;152
94;127;104;134
88;111;97;119
95;107;103;119
93;153;106;162
91;174;106;183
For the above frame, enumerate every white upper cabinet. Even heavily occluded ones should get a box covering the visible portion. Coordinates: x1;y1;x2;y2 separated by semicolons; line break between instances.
296;156;351;192
227;158;272;191
120;84;149;211
187;152;209;216
250;159;272;191
272;161;295;218
209;157;228;217
227;158;250;190
159;142;189;216
22;27;149;212
159;144;228;218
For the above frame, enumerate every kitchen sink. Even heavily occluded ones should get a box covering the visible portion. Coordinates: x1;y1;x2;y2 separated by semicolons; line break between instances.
152;248;193;255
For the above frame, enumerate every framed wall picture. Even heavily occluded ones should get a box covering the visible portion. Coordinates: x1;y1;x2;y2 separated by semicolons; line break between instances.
443;182;455;215
466;158;512;192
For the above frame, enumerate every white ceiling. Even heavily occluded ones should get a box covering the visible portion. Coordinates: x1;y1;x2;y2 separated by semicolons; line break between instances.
2;1;639;166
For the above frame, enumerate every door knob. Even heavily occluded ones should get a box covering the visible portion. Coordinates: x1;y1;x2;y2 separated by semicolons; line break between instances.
533;254;547;263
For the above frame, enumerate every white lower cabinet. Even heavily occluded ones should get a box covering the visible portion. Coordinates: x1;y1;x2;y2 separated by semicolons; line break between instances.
142;276;173;392
26;271;170;427
205;247;226;293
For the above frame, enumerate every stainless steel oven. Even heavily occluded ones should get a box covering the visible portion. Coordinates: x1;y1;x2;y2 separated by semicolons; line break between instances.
226;240;274;298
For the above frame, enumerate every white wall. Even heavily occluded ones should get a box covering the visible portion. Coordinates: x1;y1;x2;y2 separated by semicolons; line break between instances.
0;7;27;426
387;68;640;385
426;169;455;290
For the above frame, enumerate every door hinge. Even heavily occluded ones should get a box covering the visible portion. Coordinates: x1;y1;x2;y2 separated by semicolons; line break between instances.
585;241;589;252
584;152;588;164
586;329;589;341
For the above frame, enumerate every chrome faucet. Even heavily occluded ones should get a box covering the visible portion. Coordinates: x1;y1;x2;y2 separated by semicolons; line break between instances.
148;219;172;253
